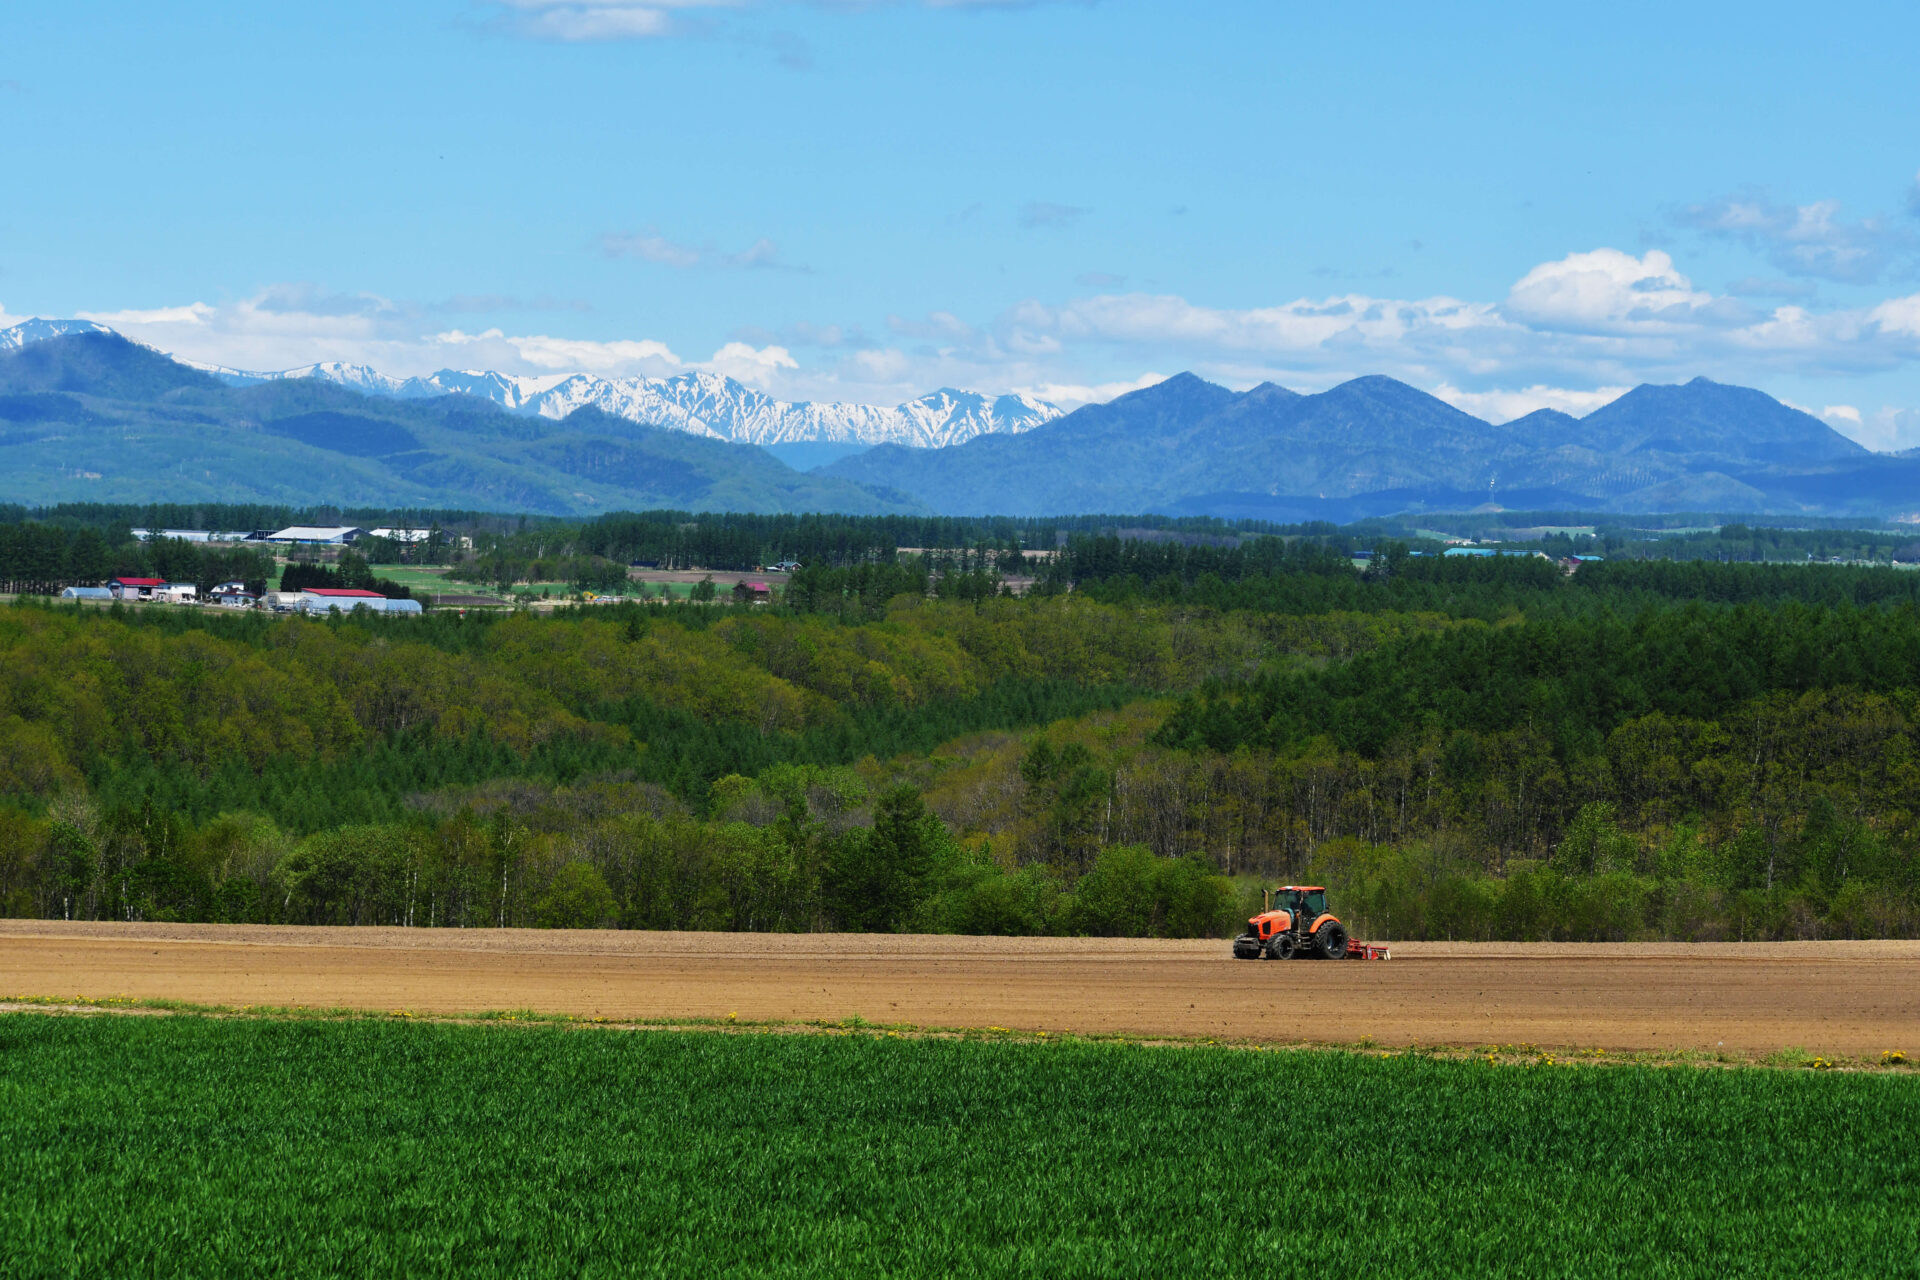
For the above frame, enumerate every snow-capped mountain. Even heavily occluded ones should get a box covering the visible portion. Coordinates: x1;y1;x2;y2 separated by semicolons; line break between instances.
192;359;419;397
0;315;1064;449
0;317;116;350
474;370;1059;447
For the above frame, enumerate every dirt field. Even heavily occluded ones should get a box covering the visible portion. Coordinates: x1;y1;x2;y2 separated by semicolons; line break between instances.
3;922;1916;1055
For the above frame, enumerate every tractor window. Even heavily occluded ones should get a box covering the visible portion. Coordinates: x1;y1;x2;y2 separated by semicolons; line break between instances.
1304;891;1327;918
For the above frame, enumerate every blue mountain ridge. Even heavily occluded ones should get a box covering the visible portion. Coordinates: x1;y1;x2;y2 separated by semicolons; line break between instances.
0;331;1905;518
823;371;1892;519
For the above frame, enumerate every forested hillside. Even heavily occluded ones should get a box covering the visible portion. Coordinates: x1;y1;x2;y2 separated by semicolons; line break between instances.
2;542;1916;940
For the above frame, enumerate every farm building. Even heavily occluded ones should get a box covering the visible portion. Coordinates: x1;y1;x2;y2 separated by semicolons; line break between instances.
59;586;113;600
214;590;257;608
299;588;422;614
259;526;366;545
108;576;166;600
1442;548;1551;560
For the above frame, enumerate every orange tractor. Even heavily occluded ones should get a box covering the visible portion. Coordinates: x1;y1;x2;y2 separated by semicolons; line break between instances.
1231;885;1390;961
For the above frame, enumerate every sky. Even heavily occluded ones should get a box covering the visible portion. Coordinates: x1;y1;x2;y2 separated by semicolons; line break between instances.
3;0;1919;445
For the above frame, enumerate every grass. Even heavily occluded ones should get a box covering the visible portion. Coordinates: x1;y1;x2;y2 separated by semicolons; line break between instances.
367;564;689;601
361;564;459;589
3;1014;1917;1276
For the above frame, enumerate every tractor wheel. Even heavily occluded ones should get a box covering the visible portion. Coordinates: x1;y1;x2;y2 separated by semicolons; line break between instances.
1267;933;1296;961
1314;922;1349;960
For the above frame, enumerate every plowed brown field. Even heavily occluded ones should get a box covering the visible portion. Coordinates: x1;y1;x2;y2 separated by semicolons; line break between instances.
4;922;1916;1055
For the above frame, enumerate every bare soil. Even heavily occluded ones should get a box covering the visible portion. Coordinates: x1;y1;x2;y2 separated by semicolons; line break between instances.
3;923;1915;1055
625;568;791;588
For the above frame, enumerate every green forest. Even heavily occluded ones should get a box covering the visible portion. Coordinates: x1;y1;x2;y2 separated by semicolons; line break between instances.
2;521;1918;940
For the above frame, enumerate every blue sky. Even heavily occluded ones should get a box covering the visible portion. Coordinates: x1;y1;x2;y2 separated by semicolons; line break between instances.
3;0;1919;443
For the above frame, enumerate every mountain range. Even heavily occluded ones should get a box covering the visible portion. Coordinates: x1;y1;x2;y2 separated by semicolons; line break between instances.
0;330;920;515
187;353;1060;464
2;317;1916;520
823;372;1915;521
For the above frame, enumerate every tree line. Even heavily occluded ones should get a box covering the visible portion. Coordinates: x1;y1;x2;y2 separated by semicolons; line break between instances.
1;550;1917;940
0;523;275;595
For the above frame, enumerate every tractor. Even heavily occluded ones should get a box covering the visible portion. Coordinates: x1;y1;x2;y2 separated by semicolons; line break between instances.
1232;885;1372;960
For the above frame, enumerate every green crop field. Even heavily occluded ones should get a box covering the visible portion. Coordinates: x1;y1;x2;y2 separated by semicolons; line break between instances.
3;1016;1916;1277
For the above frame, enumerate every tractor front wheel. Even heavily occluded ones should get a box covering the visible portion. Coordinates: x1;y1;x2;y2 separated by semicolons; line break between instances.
1314;922;1349;959
1267;933;1296;961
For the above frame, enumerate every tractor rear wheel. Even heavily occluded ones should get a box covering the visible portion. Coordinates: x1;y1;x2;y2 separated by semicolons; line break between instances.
1267;933;1296;961
1314;922;1349;959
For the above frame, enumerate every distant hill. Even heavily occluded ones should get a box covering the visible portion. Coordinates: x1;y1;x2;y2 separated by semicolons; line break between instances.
825;372;1899;519
0;334;921;516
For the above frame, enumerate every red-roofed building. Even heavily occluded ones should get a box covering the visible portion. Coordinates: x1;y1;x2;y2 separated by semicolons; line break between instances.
731;581;773;605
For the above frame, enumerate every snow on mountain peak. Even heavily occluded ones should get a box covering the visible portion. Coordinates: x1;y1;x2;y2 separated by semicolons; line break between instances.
0;317;118;350
0;317;1063;449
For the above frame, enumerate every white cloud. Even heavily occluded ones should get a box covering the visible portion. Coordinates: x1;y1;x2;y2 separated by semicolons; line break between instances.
1833;406;1920;453
76;302;215;327
705;341;799;380
1820;404;1862;425
1871;293;1920;338
435;327;685;374
995;248;1920;403
1009;372;1168;409
1677;192;1913;284
1007;291;1502;356
726;238;780;268
602;231;705;268
1504;249;1712;333
1431;383;1630;424
75;290;419;373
